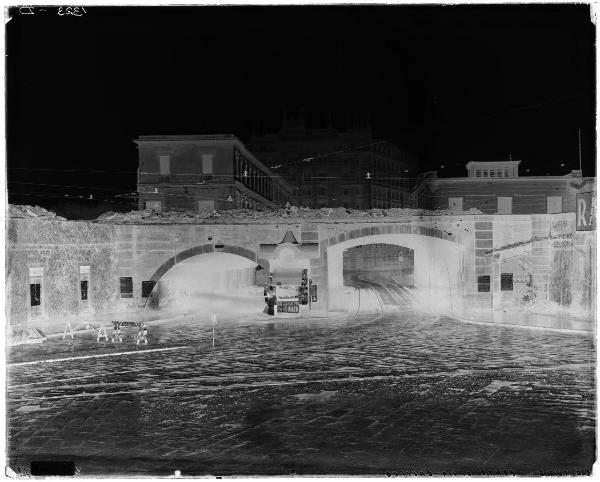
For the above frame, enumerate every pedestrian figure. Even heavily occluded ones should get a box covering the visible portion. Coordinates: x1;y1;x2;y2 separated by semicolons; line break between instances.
111;321;122;343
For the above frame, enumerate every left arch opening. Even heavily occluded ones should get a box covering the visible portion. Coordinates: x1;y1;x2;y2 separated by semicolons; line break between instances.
155;252;263;315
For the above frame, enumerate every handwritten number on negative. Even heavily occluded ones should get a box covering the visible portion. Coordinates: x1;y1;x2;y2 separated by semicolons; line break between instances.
58;7;86;16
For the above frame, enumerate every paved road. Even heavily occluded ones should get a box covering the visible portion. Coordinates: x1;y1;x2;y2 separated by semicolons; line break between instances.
7;274;595;476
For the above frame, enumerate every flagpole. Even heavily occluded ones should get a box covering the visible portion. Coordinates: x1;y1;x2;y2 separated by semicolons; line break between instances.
578;128;582;173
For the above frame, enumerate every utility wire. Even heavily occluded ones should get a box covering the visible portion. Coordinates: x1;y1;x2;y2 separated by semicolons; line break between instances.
268;140;388;170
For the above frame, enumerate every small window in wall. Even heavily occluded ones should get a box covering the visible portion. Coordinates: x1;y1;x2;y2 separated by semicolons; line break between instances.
475;170;482;177
202;153;214;174
30;283;41;306
159;155;170;175
496;169;503;177
120;277;133;298
29;267;44;315
501;273;513;291
477;275;491;292
490;170;496;178
142;280;157;298
80;280;88;300
80;265;91;307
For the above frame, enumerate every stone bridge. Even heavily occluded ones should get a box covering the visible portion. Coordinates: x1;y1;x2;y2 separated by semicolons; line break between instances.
7;213;594;333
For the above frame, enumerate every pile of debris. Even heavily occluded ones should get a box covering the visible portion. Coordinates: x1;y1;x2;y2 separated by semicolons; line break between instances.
95;206;485;224
8;204;67;220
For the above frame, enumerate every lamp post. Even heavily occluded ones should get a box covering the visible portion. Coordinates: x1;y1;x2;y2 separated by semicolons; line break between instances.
366;171;373;210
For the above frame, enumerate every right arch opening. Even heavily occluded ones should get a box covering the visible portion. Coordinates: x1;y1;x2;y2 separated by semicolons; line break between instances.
343;243;414;288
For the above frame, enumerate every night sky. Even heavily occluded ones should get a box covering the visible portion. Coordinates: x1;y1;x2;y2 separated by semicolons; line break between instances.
6;5;596;214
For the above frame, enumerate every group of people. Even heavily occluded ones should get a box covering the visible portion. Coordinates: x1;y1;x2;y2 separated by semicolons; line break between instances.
111;321;148;344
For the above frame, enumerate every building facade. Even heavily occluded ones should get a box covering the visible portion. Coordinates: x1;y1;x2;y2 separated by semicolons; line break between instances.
247;110;417;209
135;135;293;212
412;160;593;215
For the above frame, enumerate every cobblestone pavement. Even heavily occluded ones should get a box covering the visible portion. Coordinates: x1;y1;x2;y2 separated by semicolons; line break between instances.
7;280;595;476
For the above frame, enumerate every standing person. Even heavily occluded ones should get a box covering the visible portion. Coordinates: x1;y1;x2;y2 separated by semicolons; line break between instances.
267;288;276;316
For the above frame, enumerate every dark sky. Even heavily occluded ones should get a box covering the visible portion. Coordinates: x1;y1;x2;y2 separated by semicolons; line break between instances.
6;5;596;209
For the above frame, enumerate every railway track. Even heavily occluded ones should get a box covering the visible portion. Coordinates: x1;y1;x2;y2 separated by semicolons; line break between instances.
345;271;416;313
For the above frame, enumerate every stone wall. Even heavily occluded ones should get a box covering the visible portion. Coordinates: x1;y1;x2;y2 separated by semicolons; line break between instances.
6;219;120;333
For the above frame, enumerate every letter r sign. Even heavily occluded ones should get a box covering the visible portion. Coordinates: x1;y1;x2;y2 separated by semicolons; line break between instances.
576;193;595;231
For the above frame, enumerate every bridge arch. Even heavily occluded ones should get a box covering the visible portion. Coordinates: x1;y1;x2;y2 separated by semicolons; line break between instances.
326;232;466;311
150;244;260;282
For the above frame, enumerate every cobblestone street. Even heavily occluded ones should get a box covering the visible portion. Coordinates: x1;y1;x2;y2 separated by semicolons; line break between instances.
7;296;595;476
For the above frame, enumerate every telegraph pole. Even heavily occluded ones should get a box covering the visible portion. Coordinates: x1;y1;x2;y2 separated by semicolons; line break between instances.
578;128;583;173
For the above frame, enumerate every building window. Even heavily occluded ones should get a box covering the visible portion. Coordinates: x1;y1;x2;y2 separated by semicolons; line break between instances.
198;200;215;211
475;170;482;177
80;265;91;309
547;196;562;214
478;275;491;292
145;200;162;212
497;169;503;177
30;283;41;306
120;277;133;298
501;273;513;291
490;170;496;178
159;155;170;175
504;168;509;177
142;280;157;298
202;153;214;174
449;197;463;213
497;197;512;214
80;280;88;300
28;267;44;316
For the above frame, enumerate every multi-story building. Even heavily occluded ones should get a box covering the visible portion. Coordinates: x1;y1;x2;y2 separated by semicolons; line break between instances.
412;160;593;214
247;110;417;209
135;135;293;212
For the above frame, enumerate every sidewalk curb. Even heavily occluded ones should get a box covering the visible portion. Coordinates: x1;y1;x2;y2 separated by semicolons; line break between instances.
442;311;594;336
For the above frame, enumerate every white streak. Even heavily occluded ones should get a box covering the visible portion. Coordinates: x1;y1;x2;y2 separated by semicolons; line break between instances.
9;346;190;368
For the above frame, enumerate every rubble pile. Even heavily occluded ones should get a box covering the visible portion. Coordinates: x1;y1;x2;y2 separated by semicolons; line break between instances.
94;206;484;224
8;204;67;220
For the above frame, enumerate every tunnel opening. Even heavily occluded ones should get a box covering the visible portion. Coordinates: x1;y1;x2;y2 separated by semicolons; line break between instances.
152;252;264;316
342;243;415;288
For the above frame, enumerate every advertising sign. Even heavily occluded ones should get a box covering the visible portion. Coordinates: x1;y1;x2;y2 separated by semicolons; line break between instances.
277;301;299;313
576;192;596;231
276;285;299;301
